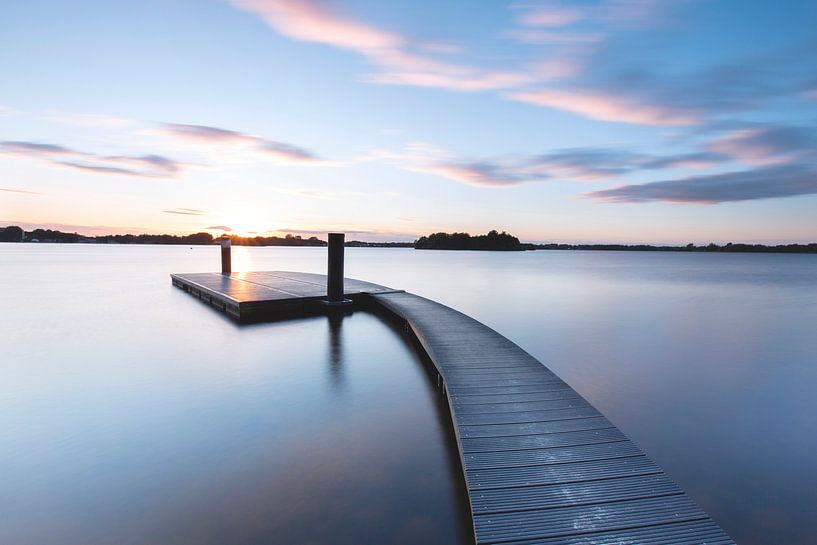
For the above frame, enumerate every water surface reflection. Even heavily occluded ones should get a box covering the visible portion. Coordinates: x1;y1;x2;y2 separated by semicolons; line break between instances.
0;245;473;545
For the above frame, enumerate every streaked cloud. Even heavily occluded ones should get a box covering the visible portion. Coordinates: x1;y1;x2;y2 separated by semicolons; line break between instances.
230;0;815;130
163;208;207;216
160;123;255;144
278;226;419;241
641;151;728;170
403;144;732;187
509;88;698;125
160;123;321;163
584;164;817;204
424;161;546;187
507;29;603;45
206;225;233;231
232;0;402;51
230;0;533;93
418;40;463;55
514;0;668;29
0;140;184;178
1;187;42;195
709;125;817;165
362;49;533;91
518;4;584;27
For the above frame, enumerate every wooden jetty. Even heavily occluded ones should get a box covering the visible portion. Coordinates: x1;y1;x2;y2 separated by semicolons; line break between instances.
172;234;732;544
171;268;733;544
171;270;399;320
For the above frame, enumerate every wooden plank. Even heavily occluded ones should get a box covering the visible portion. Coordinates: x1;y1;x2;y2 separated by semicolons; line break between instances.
464;440;643;470
472;495;708;543
470;474;682;513
503;519;733;545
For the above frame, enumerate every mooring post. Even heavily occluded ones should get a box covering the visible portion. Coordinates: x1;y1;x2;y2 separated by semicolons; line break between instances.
327;232;345;302
221;235;231;274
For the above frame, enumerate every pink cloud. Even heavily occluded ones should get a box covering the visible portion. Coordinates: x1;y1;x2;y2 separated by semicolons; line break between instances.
0;140;184;178
508;29;603;45
1;187;41;195
161;123;321;163
363;49;532;91
508;88;698;125
161;123;255;144
518;5;585;27
231;0;402;51
231;0;532;93
164;208;206;216
421;162;538;187
708;126;817;165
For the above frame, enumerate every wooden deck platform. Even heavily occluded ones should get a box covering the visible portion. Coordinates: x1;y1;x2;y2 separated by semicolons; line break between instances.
172;271;734;544
171;271;400;321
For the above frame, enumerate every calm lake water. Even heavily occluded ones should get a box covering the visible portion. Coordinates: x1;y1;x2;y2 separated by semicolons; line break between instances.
2;244;816;545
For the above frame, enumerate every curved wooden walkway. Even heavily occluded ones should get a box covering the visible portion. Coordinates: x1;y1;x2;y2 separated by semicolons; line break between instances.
372;291;734;545
172;271;734;544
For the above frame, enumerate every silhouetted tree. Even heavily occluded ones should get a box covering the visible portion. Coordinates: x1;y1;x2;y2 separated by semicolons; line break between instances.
415;230;523;251
0;225;24;242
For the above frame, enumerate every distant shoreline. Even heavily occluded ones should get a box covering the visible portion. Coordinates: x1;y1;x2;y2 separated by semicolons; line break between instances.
1;225;815;253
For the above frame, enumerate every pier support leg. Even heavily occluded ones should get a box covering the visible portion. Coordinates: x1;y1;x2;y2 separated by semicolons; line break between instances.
324;232;352;306
221;236;232;274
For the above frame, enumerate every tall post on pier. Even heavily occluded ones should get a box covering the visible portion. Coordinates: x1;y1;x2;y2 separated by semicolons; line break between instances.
324;232;352;307
221;235;231;274
327;232;345;302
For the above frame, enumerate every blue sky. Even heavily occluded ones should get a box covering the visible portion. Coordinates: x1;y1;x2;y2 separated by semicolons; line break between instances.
1;0;816;243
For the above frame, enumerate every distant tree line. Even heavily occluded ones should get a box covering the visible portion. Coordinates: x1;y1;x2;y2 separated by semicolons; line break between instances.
346;240;414;248
0;226;325;246
415;230;523;251
226;234;326;246
95;232;216;245
4;225;816;253
534;242;817;253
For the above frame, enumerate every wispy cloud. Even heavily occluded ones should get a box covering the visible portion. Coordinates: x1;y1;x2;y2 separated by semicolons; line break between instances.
163;208;207;216
160;123;321;163
584;164;817;204
509;88;698;125
393;143;733;187
229;0;816;129
423;161;546;187
230;0;534;93
232;0;402;51
517;4;585;27
1;187;42;195
513;0;672;30
709;125;817;165
206;225;233;231
278;226;418;241
0;140;184;178
507;29;603;45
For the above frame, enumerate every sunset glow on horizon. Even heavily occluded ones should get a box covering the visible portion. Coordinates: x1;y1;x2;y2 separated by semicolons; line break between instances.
2;0;816;244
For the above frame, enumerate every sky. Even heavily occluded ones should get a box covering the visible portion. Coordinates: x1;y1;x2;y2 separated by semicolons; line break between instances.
1;0;816;243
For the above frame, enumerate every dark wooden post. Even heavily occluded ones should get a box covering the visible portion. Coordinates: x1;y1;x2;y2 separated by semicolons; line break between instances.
327;232;344;302
221;235;231;274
